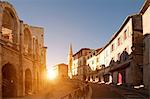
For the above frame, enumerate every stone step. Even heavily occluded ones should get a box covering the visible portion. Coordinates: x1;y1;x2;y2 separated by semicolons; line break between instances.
127;96;144;98
126;98;145;99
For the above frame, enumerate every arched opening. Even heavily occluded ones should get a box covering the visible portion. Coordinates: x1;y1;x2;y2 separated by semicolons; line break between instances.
103;74;110;83
117;70;126;85
2;63;17;97
2;7;18;43
120;51;129;62
25;69;32;95
118;72;122;85
24;28;32;53
98;76;101;82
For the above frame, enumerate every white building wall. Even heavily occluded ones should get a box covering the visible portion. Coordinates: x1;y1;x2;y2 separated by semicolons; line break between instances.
142;5;150;92
97;50;105;66
72;59;78;76
143;7;150;35
87;55;97;71
97;18;133;67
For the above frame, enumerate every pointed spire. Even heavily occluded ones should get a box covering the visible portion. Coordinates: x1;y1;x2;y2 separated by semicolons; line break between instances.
69;43;73;56
68;43;73;78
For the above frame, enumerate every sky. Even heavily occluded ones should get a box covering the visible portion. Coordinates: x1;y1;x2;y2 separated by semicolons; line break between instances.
6;0;144;69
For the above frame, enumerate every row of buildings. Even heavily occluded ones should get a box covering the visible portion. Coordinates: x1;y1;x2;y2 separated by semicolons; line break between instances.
68;0;150;95
0;1;47;98
52;63;68;80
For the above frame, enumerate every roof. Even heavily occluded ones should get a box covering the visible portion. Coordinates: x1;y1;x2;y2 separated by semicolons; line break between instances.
73;48;91;57
97;14;139;55
95;48;102;52
56;63;68;66
140;0;150;14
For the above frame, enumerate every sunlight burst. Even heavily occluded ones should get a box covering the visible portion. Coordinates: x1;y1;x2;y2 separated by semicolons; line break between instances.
47;69;57;80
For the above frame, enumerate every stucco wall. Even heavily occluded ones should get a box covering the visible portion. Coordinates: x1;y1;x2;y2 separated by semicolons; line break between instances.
143;7;150;35
142;5;150;91
97;18;133;67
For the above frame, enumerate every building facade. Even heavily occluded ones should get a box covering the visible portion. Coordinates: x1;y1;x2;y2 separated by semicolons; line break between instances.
72;48;91;80
86;48;102;82
68;0;150;96
140;0;150;95
68;44;73;78
54;63;68;79
72;15;143;86
85;14;143;86
0;1;47;98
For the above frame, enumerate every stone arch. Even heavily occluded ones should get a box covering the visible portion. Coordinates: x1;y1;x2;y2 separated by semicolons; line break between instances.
1;2;19;43
25;69;32;95
24;27;32;54
103;74;109;83
120;51;129;62
109;58;115;66
2;63;17;97
117;70;126;85
98;75;101;82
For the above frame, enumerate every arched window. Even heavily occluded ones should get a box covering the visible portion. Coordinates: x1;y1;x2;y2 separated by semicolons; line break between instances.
25;69;32;95
109;58;115;66
2;63;17;97
2;7;19;43
24;28;32;54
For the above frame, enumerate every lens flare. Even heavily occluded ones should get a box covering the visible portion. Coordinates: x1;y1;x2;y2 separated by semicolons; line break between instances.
47;69;57;80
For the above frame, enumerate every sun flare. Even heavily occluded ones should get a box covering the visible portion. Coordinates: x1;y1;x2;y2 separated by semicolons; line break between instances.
47;69;57;80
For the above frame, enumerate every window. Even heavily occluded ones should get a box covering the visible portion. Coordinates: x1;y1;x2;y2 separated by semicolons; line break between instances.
117;53;120;61
97;58;99;62
118;37;121;46
93;52;95;56
111;44;114;52
106;50;108;57
112;57;114;61
124;29;127;40
92;61;94;64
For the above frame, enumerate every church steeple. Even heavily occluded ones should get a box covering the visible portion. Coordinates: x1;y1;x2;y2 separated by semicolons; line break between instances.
69;44;73;56
68;44;73;78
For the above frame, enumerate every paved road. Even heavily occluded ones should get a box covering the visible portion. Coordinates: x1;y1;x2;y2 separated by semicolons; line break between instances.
109;84;148;99
3;79;80;99
89;83;123;99
88;83;148;99
3;80;149;99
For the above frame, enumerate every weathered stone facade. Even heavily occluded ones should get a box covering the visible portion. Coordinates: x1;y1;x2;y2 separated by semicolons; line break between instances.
140;0;150;96
72;48;91;81
109;14;143;86
71;15;144;87
55;63;68;79
81;14;143;86
68;44;73;79
0;1;47;98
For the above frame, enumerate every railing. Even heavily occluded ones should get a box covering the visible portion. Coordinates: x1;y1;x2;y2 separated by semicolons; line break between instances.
60;83;90;99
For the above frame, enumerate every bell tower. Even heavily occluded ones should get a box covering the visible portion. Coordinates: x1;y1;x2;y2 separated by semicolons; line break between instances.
68;44;73;78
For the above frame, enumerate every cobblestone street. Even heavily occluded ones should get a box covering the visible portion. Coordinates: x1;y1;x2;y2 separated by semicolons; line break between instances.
3;80;149;99
89;83;148;99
